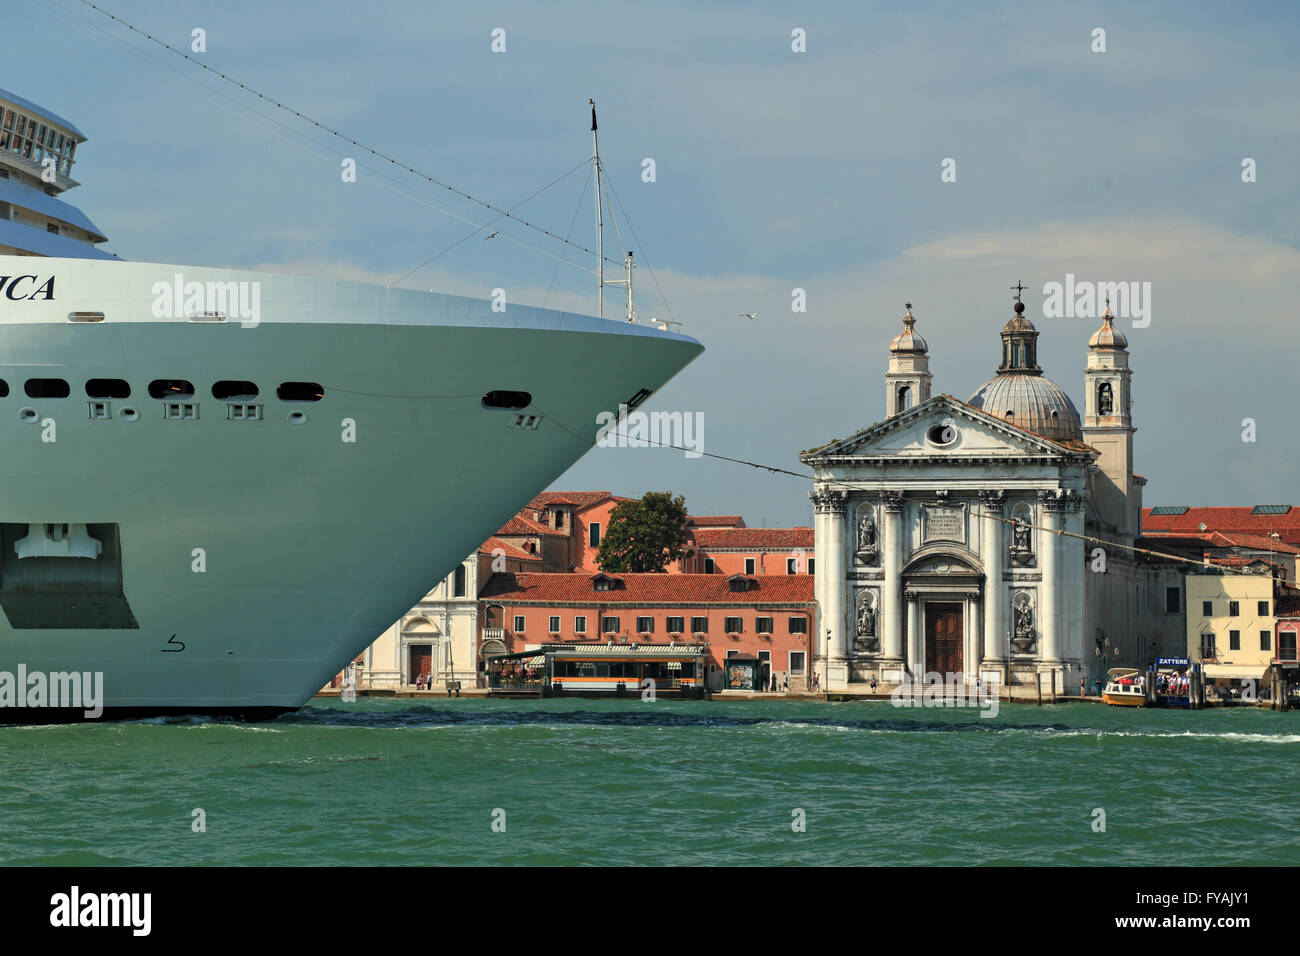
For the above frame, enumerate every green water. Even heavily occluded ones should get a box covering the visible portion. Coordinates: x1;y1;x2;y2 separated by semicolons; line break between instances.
1;699;1296;866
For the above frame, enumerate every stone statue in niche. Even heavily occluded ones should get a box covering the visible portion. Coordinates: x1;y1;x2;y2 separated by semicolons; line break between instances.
1098;382;1113;416
1011;593;1036;654
854;507;879;565
856;591;879;652
1010;515;1034;566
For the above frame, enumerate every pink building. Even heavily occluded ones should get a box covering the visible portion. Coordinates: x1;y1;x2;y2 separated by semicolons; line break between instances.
479;571;816;690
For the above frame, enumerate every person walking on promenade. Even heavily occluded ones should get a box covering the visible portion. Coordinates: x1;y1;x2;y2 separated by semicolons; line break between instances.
870;675;878;695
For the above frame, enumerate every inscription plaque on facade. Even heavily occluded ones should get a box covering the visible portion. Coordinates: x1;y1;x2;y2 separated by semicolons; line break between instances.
923;503;965;542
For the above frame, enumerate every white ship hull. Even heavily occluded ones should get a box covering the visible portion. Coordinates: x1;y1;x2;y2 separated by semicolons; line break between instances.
0;256;702;718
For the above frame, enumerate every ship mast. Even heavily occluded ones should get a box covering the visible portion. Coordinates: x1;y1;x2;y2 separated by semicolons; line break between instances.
590;99;636;322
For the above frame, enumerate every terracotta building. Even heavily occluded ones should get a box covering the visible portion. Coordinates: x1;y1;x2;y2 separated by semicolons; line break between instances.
479;571;816;691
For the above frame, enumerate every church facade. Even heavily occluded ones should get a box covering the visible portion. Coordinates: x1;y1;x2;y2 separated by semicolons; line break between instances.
801;294;1149;695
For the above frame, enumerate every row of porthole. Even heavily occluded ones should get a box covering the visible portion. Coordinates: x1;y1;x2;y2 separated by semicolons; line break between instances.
17;405;310;424
0;379;324;401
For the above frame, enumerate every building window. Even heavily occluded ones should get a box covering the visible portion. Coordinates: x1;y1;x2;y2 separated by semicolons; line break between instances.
602;616;619;633
574;616;587;633
1165;587;1179;614
1229;630;1240;651
1200;633;1215;659
1280;631;1297;661
637;616;654;633
745;557;756;574
1202;600;1213;617
691;616;709;634
1261;630;1271;652
756;617;773;634
789;617;807;634
513;616;525;633
725;617;742;634
789;651;806;674
1259;600;1270;616
808;558;815;574
589;522;601;547
453;565;467;597
898;385;911;410
704;558;715;574
1228;601;1240;617
787;558;796;574
549;616;561;633
666;616;684;633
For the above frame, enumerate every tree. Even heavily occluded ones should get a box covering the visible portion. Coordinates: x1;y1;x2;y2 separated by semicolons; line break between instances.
596;491;689;573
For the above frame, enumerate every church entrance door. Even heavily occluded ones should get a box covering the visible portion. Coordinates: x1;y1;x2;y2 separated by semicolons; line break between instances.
925;603;963;675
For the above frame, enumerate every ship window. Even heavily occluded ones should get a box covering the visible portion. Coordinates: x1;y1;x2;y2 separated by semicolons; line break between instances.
0;380;7;398
148;379;195;399
86;379;130;399
212;380;259;400
25;378;70;398
277;382;324;402
482;390;532;410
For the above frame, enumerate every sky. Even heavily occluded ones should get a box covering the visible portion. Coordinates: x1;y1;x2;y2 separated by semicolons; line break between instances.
13;0;1300;526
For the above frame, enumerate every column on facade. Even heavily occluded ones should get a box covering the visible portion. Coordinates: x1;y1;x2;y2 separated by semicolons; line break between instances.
906;590;920;674
812;489;848;667
1038;491;1061;663
1064;494;1085;674
810;492;826;662
882;490;906;665
979;490;1005;670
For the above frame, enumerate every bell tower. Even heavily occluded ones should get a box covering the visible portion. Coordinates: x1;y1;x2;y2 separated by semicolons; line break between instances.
1082;302;1138;541
885;303;931;417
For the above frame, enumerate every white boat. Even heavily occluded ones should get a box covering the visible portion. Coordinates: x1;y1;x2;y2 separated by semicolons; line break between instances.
1101;667;1146;707
0;88;702;719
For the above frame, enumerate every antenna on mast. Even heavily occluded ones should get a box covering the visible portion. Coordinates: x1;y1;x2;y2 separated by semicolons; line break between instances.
590;99;604;318
589;99;637;322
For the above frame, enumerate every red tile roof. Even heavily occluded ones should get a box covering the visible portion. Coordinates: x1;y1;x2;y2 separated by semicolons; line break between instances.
1142;507;1300;546
527;491;627;511
686;515;747;528
478;537;546;563
1275;590;1300;618
496;514;566;537
690;527;814;550
1143;530;1300;555
479;572;816;605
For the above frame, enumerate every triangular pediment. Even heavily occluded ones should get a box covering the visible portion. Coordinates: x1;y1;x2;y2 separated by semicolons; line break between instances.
800;395;1094;463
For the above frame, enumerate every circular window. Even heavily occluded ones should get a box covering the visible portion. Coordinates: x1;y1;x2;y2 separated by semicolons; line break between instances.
287;411;308;425
120;406;139;422
19;407;39;423
927;421;958;445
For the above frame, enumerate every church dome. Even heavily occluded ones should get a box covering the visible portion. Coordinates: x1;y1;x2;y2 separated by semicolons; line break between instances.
967;373;1083;442
1088;307;1128;350
889;305;928;353
966;295;1083;442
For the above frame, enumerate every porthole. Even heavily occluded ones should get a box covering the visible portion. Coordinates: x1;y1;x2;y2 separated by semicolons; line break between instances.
277;382;324;402
286;411;308;425
148;379;195;399
120;406;139;422
19;407;39;423
86;378;131;399
25;378;70;398
0;380;8;398
212;380;259;400
482;390;532;410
